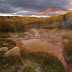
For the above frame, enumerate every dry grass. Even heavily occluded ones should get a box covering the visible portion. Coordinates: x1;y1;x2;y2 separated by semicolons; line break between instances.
33;29;72;40
63;39;72;67
0;33;11;38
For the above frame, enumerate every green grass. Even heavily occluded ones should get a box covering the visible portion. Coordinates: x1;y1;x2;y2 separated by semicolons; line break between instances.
0;39;17;71
0;50;22;72
0;49;66;72
0;33;11;38
21;50;66;72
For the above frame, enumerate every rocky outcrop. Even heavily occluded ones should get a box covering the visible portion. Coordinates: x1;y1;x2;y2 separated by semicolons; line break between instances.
5;47;21;57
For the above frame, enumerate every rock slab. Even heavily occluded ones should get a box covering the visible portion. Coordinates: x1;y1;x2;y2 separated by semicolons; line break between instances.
5;47;21;57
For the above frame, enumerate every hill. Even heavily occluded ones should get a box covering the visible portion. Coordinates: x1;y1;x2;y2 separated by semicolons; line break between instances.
28;12;72;29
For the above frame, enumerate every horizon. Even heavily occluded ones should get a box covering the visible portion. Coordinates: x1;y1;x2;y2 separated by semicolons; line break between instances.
0;0;72;17
0;12;71;18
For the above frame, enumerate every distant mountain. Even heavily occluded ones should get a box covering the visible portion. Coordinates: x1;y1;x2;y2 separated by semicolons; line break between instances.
39;17;47;19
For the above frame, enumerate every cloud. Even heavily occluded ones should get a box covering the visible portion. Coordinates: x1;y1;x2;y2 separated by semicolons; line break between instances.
55;10;68;14
0;13;22;16
69;1;72;5
0;2;23;13
55;11;59;14
0;0;72;16
38;8;53;12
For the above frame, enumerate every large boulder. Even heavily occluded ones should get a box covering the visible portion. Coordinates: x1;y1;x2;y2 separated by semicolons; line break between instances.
0;47;8;51
5;47;21;57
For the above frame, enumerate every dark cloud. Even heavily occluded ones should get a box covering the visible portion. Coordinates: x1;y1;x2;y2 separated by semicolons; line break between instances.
0;0;72;16
4;0;70;9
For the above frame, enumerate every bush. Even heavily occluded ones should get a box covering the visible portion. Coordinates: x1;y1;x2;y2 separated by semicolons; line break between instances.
63;39;72;67
0;20;11;32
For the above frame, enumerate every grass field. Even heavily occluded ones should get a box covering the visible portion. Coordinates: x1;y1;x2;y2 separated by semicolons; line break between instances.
0;29;72;72
0;50;66;72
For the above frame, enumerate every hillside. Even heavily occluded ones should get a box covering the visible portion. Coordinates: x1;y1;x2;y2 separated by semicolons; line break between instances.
0;12;72;33
28;12;72;29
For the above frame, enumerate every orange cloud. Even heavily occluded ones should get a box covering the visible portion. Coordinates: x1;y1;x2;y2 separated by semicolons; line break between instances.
55;11;59;14
38;8;53;12
44;8;53;12
69;1;72;5
55;10;68;14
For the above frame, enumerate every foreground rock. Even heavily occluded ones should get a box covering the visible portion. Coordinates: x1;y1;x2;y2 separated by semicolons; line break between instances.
0;47;8;51
5;47;21;57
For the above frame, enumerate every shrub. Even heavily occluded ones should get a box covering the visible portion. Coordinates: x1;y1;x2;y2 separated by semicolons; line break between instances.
63;39;72;67
62;35;71;40
0;33;11;38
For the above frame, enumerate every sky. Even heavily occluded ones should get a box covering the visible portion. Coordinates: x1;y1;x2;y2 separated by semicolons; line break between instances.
0;0;72;17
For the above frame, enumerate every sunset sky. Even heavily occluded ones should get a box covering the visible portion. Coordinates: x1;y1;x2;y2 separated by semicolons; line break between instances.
0;0;72;17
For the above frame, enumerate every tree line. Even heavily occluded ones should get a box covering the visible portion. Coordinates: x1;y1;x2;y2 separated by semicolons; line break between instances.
0;12;72;32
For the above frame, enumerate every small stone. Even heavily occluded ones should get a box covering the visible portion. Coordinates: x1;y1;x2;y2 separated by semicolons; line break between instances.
0;47;8;51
